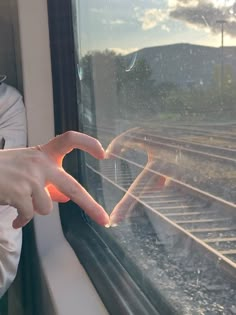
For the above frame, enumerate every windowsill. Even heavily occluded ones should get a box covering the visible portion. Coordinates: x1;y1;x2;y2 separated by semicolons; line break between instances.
33;205;109;315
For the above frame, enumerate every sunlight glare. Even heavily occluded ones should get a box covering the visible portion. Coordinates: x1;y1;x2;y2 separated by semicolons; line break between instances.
214;0;235;8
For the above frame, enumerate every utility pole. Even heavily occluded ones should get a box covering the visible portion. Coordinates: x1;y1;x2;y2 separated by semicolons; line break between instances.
216;20;227;106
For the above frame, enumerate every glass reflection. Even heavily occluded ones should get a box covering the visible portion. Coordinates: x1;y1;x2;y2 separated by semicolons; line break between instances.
72;0;236;313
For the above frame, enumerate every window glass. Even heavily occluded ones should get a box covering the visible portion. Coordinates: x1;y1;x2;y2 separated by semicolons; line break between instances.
73;1;236;313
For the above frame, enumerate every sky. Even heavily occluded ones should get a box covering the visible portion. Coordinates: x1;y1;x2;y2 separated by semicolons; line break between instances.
77;0;236;55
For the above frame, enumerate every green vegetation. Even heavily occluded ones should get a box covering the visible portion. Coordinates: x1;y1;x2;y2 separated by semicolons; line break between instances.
80;50;236;124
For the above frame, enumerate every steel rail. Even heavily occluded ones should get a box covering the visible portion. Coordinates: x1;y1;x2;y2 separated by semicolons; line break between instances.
87;162;236;278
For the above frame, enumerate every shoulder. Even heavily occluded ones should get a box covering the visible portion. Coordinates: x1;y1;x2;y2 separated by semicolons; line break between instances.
0;83;23;115
0;83;22;102
1;83;22;100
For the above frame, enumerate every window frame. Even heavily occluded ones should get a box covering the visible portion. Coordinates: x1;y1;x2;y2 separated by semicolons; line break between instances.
9;0;108;314
47;0;179;314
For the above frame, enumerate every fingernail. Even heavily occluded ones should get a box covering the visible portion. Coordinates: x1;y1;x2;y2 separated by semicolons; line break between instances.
109;216;119;227
111;223;118;227
105;223;110;228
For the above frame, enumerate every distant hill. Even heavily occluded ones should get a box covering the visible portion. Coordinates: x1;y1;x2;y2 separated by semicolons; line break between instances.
125;43;236;88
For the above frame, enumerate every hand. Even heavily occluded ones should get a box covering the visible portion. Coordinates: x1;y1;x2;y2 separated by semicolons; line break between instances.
106;128;168;226
0;131;110;229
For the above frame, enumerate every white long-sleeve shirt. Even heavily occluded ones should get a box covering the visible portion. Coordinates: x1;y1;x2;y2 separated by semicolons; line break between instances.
0;82;27;297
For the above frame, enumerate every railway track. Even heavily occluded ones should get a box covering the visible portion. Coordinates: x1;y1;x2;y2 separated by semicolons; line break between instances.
85;124;236;203
87;156;236;278
148;124;236;147
85;124;236;160
136;128;236;159
84;124;236;278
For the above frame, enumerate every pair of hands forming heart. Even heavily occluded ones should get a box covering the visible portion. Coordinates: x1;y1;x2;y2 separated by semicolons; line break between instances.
0;130;167;229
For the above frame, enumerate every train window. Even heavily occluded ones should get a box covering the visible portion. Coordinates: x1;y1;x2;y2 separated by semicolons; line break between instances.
61;1;236;314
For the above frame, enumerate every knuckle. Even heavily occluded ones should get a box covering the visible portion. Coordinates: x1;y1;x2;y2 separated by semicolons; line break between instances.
37;204;53;215
18;149;44;168
28;152;45;168
30;178;41;190
14;184;30;199
62;131;76;142
25;171;44;190
94;138;102;147
24;212;34;221
67;185;78;198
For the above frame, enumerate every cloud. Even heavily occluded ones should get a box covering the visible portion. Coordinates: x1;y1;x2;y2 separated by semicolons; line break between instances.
169;0;236;37
213;1;236;9
161;24;170;32
136;8;168;30
169;0;235;8
168;0;199;8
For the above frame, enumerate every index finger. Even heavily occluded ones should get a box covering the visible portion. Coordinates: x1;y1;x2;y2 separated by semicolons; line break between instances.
105;128;140;159
51;168;110;226
109;164;155;225
110;161;168;225
41;131;105;162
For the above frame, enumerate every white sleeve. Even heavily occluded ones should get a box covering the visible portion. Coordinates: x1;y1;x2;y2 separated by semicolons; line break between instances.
0;83;27;149
0;206;22;297
0;83;26;297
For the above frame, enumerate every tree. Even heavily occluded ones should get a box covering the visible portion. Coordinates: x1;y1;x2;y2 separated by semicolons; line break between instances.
116;56;156;118
80;50;156;121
